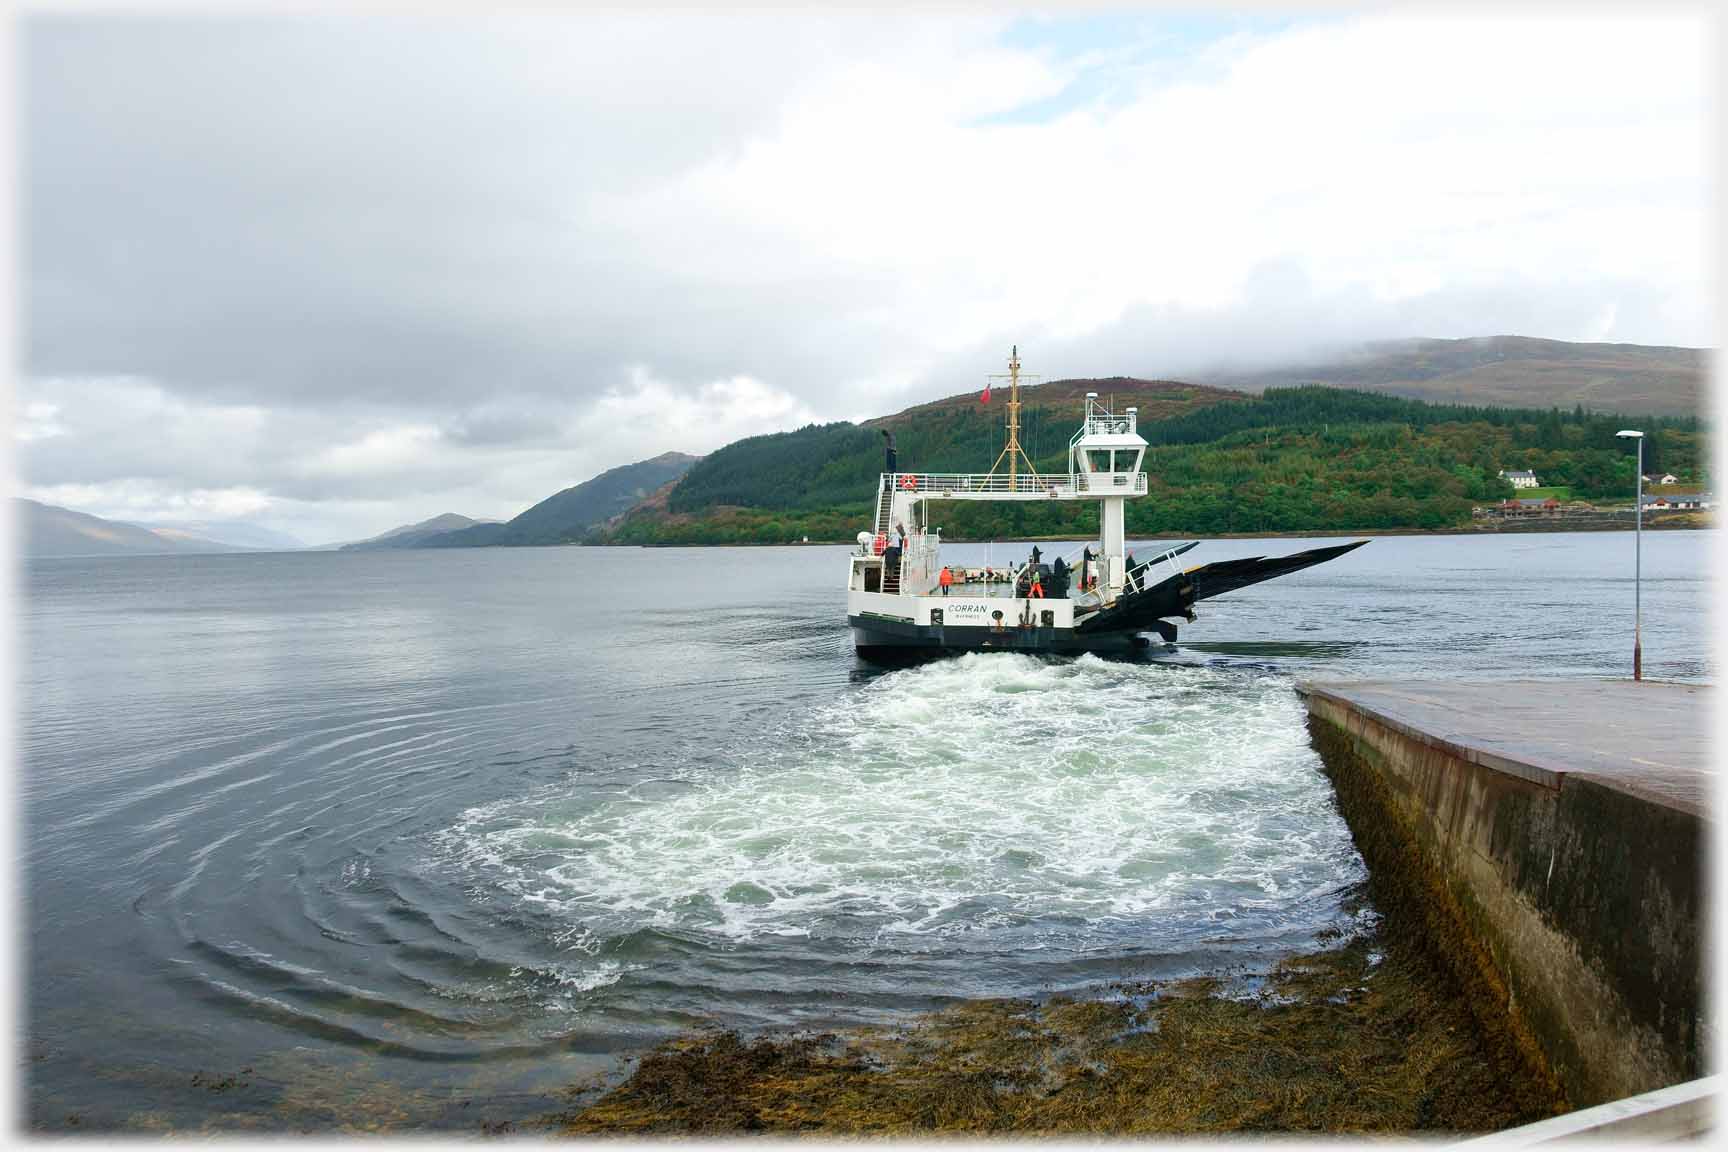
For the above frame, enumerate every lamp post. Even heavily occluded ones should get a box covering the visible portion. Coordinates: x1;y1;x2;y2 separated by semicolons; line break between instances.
1616;430;1644;680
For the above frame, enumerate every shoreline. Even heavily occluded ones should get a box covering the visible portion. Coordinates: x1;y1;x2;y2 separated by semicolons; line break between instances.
613;516;1711;547
32;518;1706;559
548;916;1565;1136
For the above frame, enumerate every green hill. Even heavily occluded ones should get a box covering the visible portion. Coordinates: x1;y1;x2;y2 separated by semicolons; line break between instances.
1198;336;1706;417
607;386;1704;544
666;378;1242;516
417;452;700;547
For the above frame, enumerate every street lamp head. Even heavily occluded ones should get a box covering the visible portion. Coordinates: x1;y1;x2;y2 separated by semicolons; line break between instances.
1616;430;1645;438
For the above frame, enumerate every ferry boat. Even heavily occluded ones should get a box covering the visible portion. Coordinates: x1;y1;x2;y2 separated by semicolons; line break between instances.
847;348;1367;660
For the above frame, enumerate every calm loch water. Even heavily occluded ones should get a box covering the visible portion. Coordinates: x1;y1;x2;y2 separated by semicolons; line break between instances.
20;532;1711;1130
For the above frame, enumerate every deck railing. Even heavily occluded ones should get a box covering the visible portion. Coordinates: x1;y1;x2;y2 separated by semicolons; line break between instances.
888;472;1147;498
1070;412;1137;443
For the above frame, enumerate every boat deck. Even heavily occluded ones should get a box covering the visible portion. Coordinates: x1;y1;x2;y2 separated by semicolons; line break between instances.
935;581;1084;600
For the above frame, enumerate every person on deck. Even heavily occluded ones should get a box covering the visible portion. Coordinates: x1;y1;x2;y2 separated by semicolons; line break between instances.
883;522;904;577
938;566;953;596
1029;571;1045;598
1082;545;1097;592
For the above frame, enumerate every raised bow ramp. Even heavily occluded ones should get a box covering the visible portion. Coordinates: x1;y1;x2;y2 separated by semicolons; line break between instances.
1077;540;1370;636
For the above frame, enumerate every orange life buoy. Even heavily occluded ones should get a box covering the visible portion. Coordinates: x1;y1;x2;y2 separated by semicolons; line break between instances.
873;533;887;555
898;474;917;490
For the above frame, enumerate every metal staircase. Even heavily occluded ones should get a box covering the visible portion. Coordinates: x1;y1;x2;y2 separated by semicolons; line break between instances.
875;477;901;594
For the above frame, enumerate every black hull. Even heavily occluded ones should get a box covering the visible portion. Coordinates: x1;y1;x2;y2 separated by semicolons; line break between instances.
850;613;1171;662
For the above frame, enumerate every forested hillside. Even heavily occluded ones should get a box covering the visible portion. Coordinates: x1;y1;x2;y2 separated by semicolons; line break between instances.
606;386;1703;544
668;378;1241;517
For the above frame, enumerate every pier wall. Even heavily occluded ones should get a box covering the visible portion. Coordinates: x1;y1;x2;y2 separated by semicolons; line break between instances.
1300;683;1708;1110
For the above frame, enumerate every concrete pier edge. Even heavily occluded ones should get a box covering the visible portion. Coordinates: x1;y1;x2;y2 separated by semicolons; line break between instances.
1295;678;1710;1119
1458;1073;1718;1145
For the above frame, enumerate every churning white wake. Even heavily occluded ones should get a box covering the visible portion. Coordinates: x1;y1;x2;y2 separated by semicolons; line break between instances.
432;655;1366;974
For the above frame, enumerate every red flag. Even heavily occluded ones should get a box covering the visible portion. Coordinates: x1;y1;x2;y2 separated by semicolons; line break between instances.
980;384;991;404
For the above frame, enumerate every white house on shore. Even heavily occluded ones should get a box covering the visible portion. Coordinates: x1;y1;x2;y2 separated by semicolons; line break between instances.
1644;473;1680;486
1499;469;1540;489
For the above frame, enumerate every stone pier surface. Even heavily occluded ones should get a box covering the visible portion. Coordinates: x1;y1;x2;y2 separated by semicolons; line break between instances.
1298;679;1712;1115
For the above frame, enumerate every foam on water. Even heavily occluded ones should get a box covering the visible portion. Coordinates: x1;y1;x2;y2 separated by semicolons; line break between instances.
432;655;1367;990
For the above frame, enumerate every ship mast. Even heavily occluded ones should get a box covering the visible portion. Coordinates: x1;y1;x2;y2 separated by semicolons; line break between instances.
985;344;1041;484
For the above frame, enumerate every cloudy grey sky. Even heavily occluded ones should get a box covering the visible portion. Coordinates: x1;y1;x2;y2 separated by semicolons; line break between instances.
19;7;1713;543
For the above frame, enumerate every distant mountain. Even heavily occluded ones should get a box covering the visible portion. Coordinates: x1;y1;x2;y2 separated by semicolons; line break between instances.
1195;336;1707;417
140;520;305;551
416;452;701;547
339;512;500;551
19;498;240;557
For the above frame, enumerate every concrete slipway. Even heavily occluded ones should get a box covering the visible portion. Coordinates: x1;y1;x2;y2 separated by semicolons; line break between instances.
1297;679;1714;1140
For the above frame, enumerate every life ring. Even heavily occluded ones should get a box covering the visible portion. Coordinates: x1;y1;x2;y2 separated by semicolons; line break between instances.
898;474;918;490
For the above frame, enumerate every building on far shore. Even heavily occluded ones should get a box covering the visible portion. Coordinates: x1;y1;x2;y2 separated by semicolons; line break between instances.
1644;473;1680;486
1474;497;1566;519
1472;491;1715;520
1499;469;1540;489
1642;493;1711;511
